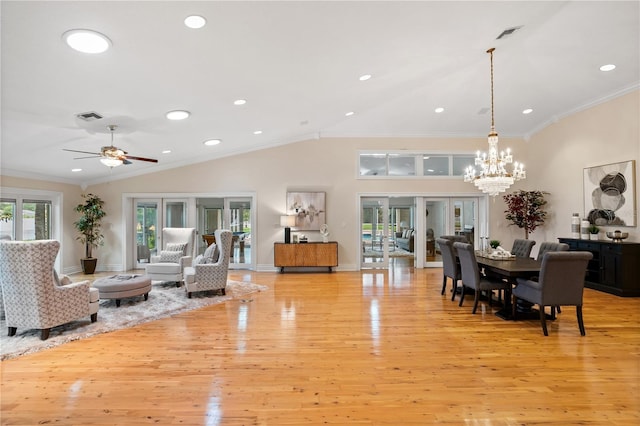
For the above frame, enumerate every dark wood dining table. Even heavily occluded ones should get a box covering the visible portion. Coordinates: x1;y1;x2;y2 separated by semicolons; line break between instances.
475;252;542;320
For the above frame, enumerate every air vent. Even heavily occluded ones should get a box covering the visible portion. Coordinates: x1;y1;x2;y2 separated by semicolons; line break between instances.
496;26;522;40
76;111;103;121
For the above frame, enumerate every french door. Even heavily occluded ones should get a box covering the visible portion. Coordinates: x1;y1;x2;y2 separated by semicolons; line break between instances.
360;197;391;268
423;197;481;267
134;198;187;268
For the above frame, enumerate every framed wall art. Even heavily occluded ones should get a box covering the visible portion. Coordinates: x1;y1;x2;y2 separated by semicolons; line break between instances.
583;160;636;226
287;191;326;231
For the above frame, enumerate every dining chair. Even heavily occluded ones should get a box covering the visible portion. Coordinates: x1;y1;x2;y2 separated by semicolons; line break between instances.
512;251;592;336
511;239;536;258
534;242;570;316
454;242;511;314
536;242;569;261
436;238;461;301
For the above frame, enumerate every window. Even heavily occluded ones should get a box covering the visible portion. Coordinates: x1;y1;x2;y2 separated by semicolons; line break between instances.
0;189;59;242
359;152;476;177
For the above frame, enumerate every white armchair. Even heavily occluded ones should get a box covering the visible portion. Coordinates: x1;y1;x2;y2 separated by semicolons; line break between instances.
145;227;196;286
183;229;232;298
0;240;99;340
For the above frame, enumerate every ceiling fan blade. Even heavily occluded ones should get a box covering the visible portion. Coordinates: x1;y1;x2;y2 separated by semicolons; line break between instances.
73;155;102;160
63;148;101;155
123;159;133;165
125;155;158;163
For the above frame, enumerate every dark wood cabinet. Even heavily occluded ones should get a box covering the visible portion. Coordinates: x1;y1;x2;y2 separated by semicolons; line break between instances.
558;238;640;297
274;242;338;272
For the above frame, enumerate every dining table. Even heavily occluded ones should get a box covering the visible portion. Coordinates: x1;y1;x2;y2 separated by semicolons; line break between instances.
474;252;542;320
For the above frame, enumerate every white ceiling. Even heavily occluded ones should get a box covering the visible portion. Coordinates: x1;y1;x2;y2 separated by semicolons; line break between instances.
1;1;638;186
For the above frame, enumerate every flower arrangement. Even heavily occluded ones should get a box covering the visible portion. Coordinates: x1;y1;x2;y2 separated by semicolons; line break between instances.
490;240;501;249
503;190;548;239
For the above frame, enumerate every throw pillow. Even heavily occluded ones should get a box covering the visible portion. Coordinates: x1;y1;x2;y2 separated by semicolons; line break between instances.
159;250;182;263
203;243;219;263
166;242;187;256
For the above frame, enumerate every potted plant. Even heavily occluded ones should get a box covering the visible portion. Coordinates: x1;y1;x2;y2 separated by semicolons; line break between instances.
588;224;600;240
503;190;548;239
490;240;501;249
74;193;106;274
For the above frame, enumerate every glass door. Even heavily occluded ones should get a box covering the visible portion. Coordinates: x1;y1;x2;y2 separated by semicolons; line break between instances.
424;197;480;267
226;198;252;268
360;197;390;268
135;199;159;267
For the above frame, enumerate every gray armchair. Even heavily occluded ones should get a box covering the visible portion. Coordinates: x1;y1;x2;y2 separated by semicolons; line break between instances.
145;227;196;286
513;251;593;336
0;240;99;340
183;229;232;298
454;242;511;314
436;238;461;301
511;239;536;258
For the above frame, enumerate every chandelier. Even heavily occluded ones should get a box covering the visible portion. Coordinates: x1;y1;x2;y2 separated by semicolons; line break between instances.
464;48;525;196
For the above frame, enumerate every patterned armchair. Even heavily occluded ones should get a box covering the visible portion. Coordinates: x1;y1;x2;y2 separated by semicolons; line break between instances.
0;240;99;340
145;228;196;286
183;229;232;298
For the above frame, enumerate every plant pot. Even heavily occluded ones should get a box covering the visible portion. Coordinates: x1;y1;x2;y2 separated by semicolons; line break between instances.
81;258;97;274
589;234;598;240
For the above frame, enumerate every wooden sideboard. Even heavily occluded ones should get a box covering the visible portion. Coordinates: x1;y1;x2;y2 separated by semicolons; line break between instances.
558;237;640;297
274;242;338;272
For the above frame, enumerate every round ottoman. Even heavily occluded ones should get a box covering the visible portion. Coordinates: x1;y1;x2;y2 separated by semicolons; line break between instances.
93;274;152;307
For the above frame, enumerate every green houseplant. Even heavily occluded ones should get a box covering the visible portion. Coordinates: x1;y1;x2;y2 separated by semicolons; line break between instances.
490;240;501;249
588;224;600;240
74;193;106;274
503;190;548;239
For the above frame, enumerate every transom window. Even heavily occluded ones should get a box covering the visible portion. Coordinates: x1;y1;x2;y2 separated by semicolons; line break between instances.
359;152;476;177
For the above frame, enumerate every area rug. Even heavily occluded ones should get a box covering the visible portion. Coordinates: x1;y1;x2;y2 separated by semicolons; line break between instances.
0;280;267;360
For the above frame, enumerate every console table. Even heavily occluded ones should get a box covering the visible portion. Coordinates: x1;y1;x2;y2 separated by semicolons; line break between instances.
274;242;338;272
558;238;640;297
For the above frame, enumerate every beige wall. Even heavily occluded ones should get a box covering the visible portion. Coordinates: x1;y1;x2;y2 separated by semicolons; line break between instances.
2;90;638;272
488;90;639;255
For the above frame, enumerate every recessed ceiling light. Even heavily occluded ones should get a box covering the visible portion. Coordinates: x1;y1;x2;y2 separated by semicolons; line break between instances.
71;168;82;172
345;111;355;116
234;99;247;106
359;74;372;81
434;107;445;113
253;130;263;135
62;29;111;54
203;139;221;146
162;150;172;154
166;110;190;120
184;15;206;29
600;64;616;72
522;108;533;114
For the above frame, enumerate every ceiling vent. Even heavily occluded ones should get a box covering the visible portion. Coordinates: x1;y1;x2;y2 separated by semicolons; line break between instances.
76;111;103;121
496;26;522;40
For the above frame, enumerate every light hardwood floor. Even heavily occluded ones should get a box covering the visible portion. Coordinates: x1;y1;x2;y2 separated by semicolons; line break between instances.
1;264;639;425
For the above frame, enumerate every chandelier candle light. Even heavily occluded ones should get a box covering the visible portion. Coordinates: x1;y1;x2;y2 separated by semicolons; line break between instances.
464;48;525;196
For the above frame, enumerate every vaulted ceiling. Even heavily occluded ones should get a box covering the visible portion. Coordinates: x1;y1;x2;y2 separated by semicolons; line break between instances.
1;1;638;186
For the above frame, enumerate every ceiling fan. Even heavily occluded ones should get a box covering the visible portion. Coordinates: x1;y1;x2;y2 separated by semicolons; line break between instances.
63;124;158;168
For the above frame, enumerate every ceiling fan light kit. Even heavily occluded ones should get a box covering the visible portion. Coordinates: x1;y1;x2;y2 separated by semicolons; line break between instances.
63;124;158;169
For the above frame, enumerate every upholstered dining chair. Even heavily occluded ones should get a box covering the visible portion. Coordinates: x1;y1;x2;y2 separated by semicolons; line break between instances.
512;251;592;336
0;240;99;340
511;239;536;258
183;229;232;298
436;238;461;301
454;242;511;314
145;227;196;286
536;242;569;261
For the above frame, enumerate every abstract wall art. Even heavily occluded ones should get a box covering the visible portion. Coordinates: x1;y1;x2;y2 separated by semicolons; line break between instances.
583;160;636;226
287;192;326;231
